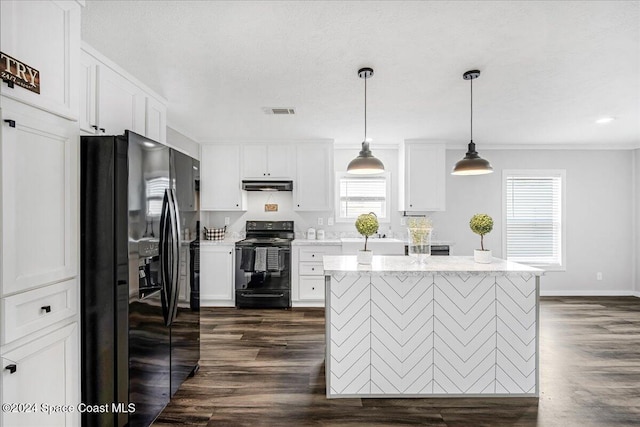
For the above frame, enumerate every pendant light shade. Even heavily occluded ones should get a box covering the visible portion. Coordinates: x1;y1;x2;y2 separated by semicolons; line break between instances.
452;70;493;176
347;67;384;175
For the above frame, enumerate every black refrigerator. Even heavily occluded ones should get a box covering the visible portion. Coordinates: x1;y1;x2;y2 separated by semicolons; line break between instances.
80;131;200;427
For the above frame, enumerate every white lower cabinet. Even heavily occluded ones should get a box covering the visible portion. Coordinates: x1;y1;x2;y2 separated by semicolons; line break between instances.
200;245;235;307
292;245;341;306
1;322;79;427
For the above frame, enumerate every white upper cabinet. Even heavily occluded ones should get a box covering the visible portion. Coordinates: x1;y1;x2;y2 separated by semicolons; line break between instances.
0;0;80;119
97;65;146;136
80;46;167;142
201;144;246;211
1;99;78;296
145;95;167;143
294;141;334;211
78;52;98;133
242;143;292;179
399;142;446;212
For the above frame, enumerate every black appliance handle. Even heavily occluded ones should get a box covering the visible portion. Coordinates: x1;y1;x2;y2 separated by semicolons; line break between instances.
159;190;172;326
240;293;285;298
167;188;181;325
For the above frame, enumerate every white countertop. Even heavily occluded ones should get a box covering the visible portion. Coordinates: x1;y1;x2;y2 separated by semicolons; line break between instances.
200;238;242;246
323;255;544;275
292;239;342;246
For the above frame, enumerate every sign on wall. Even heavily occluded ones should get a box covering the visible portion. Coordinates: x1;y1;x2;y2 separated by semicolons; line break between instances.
1;51;40;94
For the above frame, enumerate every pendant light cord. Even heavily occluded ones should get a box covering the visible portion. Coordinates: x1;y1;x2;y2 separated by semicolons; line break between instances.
364;76;367;142
470;76;473;141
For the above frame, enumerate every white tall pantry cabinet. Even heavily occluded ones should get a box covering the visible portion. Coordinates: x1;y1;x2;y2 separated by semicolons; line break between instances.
0;1;82;426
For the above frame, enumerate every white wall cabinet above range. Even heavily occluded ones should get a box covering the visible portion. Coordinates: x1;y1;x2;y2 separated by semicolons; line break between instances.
79;44;167;142
0;0;80;120
201;144;247;211
242;143;293;179
200;244;236;307
399;141;446;212
293;141;334;211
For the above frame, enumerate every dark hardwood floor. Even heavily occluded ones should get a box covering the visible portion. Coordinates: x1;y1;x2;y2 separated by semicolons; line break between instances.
154;297;640;426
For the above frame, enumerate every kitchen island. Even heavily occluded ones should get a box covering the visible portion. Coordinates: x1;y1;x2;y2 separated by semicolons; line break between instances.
323;255;543;398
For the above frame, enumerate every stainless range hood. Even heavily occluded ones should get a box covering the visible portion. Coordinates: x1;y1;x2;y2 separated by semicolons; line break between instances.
242;180;293;191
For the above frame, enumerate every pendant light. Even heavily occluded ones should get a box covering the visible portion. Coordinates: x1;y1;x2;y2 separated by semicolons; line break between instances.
347;67;385;174
451;70;493;175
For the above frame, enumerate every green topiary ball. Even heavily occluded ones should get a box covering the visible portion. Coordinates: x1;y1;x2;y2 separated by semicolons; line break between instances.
469;213;493;236
355;212;379;237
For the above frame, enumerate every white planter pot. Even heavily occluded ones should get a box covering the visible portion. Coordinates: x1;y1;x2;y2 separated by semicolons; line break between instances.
357;250;373;264
474;249;492;264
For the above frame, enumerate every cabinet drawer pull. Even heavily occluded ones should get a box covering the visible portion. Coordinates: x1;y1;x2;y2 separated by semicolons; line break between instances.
41;305;52;313
3;79;14;88
91;125;98;130
5;364;17;374
99;128;106;133
3;119;16;128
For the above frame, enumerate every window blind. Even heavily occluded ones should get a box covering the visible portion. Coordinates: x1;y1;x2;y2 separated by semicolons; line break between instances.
146;176;169;216
505;174;562;265
338;176;387;219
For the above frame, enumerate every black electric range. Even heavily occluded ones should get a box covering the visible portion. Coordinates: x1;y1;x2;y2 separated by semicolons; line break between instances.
234;221;293;308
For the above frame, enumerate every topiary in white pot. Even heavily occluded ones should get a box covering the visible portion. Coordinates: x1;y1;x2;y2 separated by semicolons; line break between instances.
470;213;494;263
355;212;379;264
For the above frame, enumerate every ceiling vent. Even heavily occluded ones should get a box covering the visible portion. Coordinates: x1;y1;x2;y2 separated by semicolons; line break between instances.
263;107;295;115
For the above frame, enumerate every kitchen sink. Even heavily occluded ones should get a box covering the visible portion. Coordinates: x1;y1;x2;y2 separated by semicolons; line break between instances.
340;238;405;255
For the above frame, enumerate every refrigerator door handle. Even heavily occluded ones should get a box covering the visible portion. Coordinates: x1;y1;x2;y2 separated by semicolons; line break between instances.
166;189;181;325
159;190;172;326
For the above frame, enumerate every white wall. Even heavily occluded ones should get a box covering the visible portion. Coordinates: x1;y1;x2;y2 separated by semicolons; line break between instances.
166;126;200;160
433;149;634;296
203;145;636;295
635;149;640;295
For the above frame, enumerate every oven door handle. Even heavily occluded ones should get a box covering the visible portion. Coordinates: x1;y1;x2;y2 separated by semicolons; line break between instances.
239;293;285;298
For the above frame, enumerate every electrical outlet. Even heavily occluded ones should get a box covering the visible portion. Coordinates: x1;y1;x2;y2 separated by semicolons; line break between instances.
327;217;334;226
224;217;230;226
317;217;323;226
596;272;603;281
400;217;406;226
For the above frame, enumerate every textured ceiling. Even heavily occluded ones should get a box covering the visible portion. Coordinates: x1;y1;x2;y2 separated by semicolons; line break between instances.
81;1;640;147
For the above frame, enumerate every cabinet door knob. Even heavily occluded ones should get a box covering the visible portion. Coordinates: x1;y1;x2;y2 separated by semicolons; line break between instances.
312;287;315;290
311;268;315;271
3;79;14;88
5;364;17;374
236;204;239;207
311;254;315;258
3;119;16;128
268;173;270;176
263;173;266;176
229;251;232;255
41;305;51;313
410;204;413;207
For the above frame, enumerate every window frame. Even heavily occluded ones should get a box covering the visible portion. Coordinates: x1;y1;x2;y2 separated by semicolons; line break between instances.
501;169;566;271
334;171;391;223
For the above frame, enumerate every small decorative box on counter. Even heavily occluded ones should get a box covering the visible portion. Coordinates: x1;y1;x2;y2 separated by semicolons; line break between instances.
204;226;226;240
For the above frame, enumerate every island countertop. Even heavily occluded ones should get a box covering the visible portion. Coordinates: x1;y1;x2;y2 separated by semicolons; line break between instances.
323;255;544;275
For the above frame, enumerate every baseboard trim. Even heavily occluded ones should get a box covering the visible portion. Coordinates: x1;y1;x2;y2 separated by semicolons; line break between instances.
541;290;639;297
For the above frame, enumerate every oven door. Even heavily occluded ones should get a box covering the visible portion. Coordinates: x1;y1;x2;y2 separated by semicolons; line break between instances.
234;246;291;308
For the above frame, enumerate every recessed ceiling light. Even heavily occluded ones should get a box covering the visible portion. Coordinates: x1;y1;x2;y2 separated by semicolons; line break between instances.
595;117;615;124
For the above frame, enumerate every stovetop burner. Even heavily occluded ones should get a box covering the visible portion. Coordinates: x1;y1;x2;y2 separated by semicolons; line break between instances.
236;221;294;247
